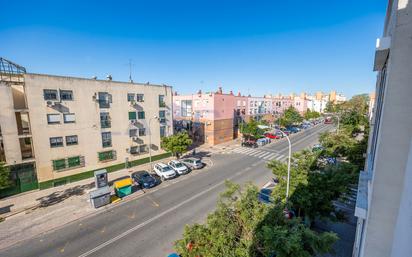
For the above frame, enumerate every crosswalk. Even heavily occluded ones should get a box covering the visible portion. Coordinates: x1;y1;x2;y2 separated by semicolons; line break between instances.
231;147;288;162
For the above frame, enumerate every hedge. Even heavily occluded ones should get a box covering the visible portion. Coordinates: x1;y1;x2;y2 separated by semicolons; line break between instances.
38;152;172;190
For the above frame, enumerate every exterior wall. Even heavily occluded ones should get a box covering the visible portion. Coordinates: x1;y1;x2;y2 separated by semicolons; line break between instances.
23;74;172;182
354;1;412;257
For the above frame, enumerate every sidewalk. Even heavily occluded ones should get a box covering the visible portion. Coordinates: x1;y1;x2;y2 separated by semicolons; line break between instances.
0;156;175;250
0;141;238;250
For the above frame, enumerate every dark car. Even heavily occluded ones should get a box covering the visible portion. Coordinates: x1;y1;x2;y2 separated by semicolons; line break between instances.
287;126;300;133
258;188;273;204
241;139;258;148
131;170;158;189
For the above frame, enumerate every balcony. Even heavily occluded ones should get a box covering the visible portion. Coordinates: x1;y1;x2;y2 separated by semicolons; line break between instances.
19;137;34;160
16;112;31;136
100;120;111;129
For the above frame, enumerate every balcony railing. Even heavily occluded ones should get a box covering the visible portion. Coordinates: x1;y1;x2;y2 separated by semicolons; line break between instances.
100;120;111;129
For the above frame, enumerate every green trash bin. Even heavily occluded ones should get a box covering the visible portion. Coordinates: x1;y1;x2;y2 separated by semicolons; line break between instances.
114;178;133;198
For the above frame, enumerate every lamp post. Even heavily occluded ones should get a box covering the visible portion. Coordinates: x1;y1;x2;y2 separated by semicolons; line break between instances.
278;129;292;200
148;115;159;172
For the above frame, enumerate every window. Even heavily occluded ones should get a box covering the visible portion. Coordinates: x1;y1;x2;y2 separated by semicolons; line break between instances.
60;90;73;101
52;159;66;171
159;95;166;107
66;135;78;146
130;146;139;154
44;89;58;100
139;128;146;136
100;112;111;128
136;94;144;102
98;150;116;162
67;156;81;167
181;100;192;117
129;129;137;137
98;92;111;108
160;126;166;137
159;110;166;123
47;114;61;124
63;113;75;123
101;132;112;148
139;144;148;153
50;137;64;148
127;93;135;102
128;112;137;120
137;111;145;119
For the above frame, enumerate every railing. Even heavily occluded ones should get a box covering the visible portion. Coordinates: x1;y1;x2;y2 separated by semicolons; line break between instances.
100;120;111;128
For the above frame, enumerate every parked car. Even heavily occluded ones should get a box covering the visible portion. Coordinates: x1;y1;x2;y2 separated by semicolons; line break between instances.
287;126;300;133
131;170;158;189
257;137;270;146
312;144;325;152
153;163;177;180
241;139;258;148
264;132;280;139
258;188;273;204
275;131;285;138
279;128;291;136
181;157;204;169
168;160;190;175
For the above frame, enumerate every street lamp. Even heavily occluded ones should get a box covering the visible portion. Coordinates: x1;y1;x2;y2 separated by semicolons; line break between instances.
278;130;292;200
148;115;159;172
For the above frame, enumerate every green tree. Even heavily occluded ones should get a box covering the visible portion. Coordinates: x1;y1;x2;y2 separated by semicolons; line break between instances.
161;132;192;158
241;118;264;138
304;109;321;120
175;181;337;257
0;162;11;190
278;106;303;127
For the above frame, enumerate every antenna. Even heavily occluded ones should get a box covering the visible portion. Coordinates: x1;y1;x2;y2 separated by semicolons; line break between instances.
128;59;134;83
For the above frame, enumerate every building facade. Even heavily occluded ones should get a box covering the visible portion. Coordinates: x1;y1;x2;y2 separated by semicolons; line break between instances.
0;66;172;194
353;1;412;257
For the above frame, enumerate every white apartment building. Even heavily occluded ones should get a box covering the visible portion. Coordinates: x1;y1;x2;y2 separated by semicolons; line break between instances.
353;1;412;257
0;59;172;195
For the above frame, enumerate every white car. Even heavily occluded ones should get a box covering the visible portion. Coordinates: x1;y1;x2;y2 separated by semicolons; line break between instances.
168;160;190;175
153;163;176;180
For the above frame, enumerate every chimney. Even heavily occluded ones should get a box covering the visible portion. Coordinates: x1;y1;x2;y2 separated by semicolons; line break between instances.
106;74;112;81
217;86;223;94
92;76;97;80
198;89;202;95
238;91;241;97
229;90;233;95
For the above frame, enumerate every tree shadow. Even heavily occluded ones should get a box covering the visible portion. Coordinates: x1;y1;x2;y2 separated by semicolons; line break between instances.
36;182;94;208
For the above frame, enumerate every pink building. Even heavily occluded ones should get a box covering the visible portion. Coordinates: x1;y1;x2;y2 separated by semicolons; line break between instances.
173;88;247;145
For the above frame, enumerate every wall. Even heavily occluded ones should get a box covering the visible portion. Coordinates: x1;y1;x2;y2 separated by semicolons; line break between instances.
24;74;172;182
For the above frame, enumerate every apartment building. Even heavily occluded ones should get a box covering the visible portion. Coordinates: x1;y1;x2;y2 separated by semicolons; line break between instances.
0;59;172;195
353;1;412;257
247;96;273;121
173;88;247;145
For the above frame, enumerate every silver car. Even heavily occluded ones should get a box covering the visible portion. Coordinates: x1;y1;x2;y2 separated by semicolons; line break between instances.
181;157;204;169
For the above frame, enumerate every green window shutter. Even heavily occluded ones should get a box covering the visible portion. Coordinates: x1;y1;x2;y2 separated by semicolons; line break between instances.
99;151;114;161
53;159;66;171
138;111;145;119
128;112;137;120
68;156;81;167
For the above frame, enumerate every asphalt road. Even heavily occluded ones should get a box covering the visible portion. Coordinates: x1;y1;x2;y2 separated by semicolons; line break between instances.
1;124;332;257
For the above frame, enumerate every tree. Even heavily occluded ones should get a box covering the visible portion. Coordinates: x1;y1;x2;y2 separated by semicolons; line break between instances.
161;132;192;158
0;162;11;190
278;106;303;127
175;181;337;257
240;118;264;138
304;109;321;120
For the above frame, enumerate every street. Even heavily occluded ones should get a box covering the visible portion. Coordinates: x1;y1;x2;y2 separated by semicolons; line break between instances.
1;124;332;257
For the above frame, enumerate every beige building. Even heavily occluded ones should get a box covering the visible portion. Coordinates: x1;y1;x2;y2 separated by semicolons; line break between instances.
353;1;412;257
0;59;172;195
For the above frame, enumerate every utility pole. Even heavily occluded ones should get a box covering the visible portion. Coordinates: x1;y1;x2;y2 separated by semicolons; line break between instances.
128;59;134;83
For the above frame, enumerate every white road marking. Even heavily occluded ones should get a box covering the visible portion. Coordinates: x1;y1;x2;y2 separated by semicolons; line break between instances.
259;152;273;158
77;166;249;257
264;153;279;160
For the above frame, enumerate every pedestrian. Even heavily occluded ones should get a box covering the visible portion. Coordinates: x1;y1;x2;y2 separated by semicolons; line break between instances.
192;149;196;156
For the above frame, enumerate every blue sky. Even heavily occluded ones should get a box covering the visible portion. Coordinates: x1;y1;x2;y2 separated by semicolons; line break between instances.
1;0;387;97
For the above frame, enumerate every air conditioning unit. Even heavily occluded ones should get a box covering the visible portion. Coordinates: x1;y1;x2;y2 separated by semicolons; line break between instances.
92;93;99;102
130;100;136;106
46;101;53;107
132;136;138;141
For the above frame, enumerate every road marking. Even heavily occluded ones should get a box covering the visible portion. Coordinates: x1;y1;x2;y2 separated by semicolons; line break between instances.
77;172;242;257
264;153;278;160
259;152;273;158
146;195;160;207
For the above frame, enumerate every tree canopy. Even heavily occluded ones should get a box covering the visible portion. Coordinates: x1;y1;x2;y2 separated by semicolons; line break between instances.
303;109;321;120
175;181;337;257
161;132;192;157
278;106;303;127
240;118;264;138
